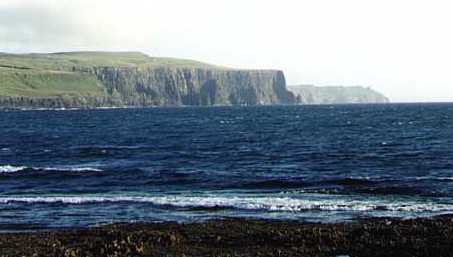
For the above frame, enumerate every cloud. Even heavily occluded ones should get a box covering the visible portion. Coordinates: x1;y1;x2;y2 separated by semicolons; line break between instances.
0;0;154;52
1;5;77;45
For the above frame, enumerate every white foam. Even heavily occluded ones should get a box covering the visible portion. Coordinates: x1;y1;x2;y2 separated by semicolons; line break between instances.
438;177;453;181
42;167;102;172
0;194;451;213
415;176;453;181
0;164;103;173
0;165;26;173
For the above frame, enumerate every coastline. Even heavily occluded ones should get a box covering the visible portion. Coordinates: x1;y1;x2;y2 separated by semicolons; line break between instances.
1;215;452;257
0;105;150;112
6;102;453;113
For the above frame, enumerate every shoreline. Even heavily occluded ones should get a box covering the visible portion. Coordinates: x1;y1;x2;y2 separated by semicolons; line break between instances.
1;215;453;257
3;102;453;113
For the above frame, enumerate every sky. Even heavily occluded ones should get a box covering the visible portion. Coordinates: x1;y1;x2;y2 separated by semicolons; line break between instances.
1;0;452;102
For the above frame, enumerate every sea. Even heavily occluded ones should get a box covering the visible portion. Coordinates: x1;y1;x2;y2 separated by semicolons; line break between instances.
1;103;453;230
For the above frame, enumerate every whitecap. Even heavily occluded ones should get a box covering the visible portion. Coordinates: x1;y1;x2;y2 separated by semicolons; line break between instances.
438;177;453;181
0;165;27;173
0;164;103;174
415;176;453;181
42;166;103;172
0;194;451;213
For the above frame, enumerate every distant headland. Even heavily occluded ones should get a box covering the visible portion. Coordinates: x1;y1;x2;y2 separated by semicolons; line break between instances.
288;84;389;105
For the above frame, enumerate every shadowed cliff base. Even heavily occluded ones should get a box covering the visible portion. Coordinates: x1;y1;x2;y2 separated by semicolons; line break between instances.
0;216;452;257
0;52;295;108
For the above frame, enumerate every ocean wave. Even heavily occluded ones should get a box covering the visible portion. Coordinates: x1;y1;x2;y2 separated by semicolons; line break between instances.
438;177;453;181
0;165;102;174
1;194;452;213
235;177;383;190
0;165;27;173
41;167;103;172
327;178;381;186
416;176;453;182
241;180;310;189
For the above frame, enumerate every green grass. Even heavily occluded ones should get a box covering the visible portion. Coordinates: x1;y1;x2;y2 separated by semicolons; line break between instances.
0;68;106;97
0;52;224;71
0;51;226;98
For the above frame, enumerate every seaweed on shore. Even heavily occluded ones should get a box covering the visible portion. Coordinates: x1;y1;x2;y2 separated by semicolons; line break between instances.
0;216;453;257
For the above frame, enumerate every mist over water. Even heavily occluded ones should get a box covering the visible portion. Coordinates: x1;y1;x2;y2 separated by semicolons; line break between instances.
1;104;453;230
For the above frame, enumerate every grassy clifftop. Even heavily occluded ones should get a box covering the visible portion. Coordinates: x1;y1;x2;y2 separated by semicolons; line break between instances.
0;51;222;71
0;52;224;98
0;68;105;97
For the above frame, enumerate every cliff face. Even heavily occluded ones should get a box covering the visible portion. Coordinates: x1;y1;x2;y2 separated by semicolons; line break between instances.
88;67;294;106
0;52;295;109
288;85;389;104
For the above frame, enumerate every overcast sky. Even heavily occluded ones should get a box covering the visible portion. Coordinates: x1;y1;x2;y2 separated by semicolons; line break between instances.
1;0;452;102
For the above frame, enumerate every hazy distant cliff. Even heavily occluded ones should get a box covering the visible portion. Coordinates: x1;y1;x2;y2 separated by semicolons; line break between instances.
0;52;295;108
288;85;389;104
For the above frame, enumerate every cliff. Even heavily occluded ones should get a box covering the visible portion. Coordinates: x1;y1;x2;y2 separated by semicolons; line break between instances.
0;52;295;109
287;85;389;104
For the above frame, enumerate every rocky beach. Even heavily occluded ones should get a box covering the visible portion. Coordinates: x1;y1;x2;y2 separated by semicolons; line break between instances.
1;215;452;257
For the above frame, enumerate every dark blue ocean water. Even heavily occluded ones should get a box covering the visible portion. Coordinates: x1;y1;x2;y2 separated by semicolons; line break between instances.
1;104;453;230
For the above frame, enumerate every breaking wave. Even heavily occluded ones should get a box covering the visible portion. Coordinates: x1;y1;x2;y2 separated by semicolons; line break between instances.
0;165;103;174
1;194;452;213
0;165;27;173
